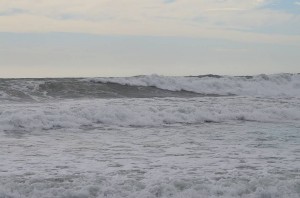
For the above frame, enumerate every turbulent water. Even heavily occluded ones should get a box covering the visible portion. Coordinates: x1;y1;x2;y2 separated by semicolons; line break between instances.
0;74;300;198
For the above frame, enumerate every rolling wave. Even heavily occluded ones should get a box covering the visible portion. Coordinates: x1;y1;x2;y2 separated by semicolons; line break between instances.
0;73;299;102
89;73;300;98
1;97;299;131
0;78;204;102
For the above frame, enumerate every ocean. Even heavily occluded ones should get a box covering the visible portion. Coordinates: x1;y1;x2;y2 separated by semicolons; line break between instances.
0;74;299;198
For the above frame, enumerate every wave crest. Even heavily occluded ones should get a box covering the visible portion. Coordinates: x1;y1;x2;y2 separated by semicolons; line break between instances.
89;73;300;97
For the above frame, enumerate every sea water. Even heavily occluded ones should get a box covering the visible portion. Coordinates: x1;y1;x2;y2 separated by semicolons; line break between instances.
0;74;299;198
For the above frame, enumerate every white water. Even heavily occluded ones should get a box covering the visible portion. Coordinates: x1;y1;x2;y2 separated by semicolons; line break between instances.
1;121;299;198
1;74;300;197
1;97;300;131
89;73;300;97
0;96;300;198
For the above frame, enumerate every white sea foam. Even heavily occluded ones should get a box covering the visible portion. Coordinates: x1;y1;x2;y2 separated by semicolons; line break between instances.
1;175;299;198
1;120;299;198
1;96;300;197
88;73;300;97
1;97;300;131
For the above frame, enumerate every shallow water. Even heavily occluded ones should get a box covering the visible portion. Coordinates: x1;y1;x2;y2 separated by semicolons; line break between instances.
1;120;299;198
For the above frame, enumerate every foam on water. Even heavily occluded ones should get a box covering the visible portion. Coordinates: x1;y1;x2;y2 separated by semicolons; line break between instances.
1;97;300;131
89;73;300;97
1;73;300;102
0;122;299;198
1;74;300;198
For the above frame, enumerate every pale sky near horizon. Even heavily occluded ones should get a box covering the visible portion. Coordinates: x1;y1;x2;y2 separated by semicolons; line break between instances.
0;0;299;77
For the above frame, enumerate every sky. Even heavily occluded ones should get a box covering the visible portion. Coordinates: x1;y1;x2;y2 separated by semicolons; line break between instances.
0;0;299;77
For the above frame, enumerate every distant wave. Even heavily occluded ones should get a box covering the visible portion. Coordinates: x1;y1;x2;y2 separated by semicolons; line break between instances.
1;97;299;131
88;73;300;98
0;78;204;102
0;73;299;102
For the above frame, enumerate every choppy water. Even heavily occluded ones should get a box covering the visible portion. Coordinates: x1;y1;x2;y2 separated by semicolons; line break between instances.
0;74;299;198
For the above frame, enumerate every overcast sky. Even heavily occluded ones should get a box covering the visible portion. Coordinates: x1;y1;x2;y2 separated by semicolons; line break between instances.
0;0;299;77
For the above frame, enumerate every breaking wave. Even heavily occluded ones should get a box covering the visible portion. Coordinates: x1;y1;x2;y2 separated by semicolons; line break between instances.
89;73;300;98
0;73;300;102
1;97;300;131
